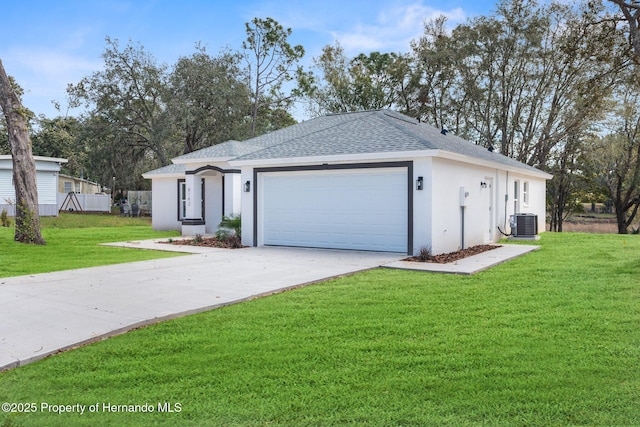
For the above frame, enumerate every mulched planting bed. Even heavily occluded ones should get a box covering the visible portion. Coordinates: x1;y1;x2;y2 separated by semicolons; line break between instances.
164;236;244;249
404;244;498;264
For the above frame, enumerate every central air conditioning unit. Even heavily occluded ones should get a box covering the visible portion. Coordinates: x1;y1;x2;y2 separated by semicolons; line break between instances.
510;213;538;237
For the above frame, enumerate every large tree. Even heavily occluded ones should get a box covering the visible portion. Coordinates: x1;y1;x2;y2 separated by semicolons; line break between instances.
69;37;177;169
167;46;252;153
32;116;84;176
297;42;415;116
412;0;627;166
76;113;152;193
0;59;46;244
408;16;465;131
0;76;31;155
0;115;8;154
243;17;304;136
584;72;640;234
408;0;630;231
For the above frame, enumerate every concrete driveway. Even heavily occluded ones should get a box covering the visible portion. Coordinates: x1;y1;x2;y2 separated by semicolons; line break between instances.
0;245;402;371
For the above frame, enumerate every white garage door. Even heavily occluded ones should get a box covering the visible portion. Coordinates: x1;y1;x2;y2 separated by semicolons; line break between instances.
260;168;408;252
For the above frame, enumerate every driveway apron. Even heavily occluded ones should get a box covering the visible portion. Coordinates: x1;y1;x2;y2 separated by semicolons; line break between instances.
0;246;401;371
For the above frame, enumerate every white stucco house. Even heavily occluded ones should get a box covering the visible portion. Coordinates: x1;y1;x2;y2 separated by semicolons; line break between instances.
143;110;552;255
0;155;68;216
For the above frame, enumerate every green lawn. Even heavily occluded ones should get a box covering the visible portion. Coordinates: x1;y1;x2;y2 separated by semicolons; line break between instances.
1;233;639;426
0;213;181;278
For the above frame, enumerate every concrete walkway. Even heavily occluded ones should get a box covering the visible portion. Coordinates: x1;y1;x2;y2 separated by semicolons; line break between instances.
0;241;539;372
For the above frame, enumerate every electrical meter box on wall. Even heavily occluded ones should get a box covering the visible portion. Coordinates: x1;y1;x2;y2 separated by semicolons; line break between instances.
459;187;469;207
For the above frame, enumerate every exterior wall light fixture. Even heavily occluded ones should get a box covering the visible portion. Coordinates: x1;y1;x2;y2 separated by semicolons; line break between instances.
416;176;424;191
244;181;251;192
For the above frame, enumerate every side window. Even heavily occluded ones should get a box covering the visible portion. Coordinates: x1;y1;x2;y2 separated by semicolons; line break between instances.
523;181;529;207
64;182;72;193
513;180;520;214
178;180;186;220
177;178;204;221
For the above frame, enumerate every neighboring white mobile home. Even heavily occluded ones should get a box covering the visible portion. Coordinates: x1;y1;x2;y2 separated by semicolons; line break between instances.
0;155;67;216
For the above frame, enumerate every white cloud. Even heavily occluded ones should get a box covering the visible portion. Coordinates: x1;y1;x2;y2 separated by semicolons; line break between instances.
330;3;467;53
2;48;102;116
247;0;470;58
10;50;100;81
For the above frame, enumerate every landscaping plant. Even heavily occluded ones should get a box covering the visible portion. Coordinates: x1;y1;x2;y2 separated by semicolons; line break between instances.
0;209;10;227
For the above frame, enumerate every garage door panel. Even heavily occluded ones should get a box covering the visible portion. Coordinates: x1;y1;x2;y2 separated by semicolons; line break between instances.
260;168;408;253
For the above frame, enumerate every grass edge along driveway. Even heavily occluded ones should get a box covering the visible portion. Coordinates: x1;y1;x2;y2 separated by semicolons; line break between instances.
0;214;182;278
1;232;639;426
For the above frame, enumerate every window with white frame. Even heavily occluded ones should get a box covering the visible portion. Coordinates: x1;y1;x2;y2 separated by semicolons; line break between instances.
513;180;520;214
177;178;204;220
178;180;187;220
64;182;72;193
523;181;529;206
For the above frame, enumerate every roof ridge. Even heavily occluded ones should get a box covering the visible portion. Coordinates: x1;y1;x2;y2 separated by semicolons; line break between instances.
325;109;383;117
376;110;433;149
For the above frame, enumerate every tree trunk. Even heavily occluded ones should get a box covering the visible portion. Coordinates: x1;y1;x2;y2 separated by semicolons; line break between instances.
251;78;259;138
614;201;629;234
616;213;628;234
0;59;46;244
610;1;640;58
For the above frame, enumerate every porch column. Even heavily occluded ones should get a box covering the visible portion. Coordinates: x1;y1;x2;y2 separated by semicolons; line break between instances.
182;172;205;236
223;172;242;216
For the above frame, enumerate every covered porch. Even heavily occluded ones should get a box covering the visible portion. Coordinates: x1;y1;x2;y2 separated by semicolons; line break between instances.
180;164;242;236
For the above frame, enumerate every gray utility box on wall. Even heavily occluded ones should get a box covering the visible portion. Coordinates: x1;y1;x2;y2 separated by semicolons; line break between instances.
510;213;538;237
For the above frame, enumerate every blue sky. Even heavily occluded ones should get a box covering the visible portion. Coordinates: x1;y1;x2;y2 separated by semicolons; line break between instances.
1;0;498;120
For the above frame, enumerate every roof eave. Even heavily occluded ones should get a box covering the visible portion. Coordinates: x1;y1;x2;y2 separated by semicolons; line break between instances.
229;150;442;167
229;150;552;179
142;172;184;179
436;150;553;179
172;156;234;165
0;154;68;164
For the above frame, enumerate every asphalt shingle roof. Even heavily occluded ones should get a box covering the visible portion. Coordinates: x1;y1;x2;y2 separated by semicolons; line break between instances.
232;110;545;174
172;140;261;160
143;110;548;177
142;163;185;176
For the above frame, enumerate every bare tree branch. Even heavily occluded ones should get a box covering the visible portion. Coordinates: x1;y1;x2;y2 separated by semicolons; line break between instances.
608;0;640;57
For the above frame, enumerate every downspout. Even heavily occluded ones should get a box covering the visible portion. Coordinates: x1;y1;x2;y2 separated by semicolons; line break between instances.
461;206;465;250
505;171;509;232
497;171;512;237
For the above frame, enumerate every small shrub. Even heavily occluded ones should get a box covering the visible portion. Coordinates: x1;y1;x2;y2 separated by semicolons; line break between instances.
193;234;203;244
215;229;229;242
1;209;11;227
217;214;241;240
223;235;243;249
418;246;433;262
